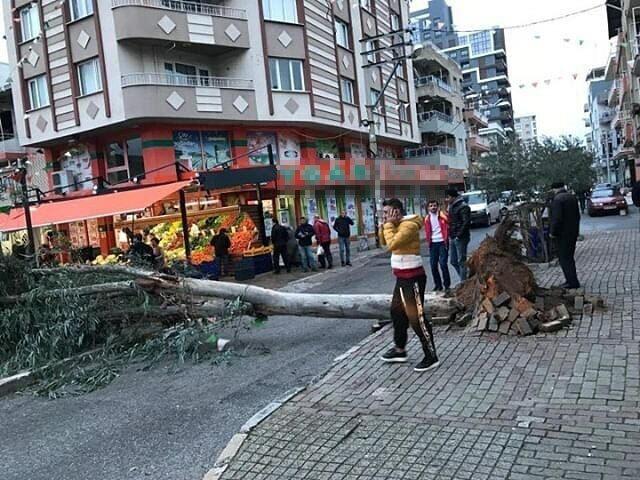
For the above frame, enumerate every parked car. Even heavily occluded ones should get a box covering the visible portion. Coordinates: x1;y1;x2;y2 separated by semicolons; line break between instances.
587;188;628;216
462;190;502;227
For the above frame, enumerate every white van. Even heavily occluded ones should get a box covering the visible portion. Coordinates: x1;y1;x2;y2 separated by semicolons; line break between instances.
462;190;502;227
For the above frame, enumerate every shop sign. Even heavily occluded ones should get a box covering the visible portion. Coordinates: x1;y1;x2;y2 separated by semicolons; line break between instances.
173;130;231;170
278;133;301;166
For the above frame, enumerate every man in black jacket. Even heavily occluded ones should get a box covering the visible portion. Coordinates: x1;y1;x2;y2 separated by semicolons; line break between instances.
271;219;290;274
446;188;471;281
550;182;581;289
211;228;232;276
333;211;354;266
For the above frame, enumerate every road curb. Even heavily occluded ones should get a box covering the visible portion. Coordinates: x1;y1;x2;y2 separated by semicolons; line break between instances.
202;386;306;480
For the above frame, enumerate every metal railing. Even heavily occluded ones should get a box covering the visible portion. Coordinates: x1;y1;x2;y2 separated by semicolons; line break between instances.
414;75;454;93
121;72;254;89
417;110;454;124
405;145;457;158
112;0;247;19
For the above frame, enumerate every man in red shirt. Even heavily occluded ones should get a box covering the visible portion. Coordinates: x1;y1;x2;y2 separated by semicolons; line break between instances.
313;215;333;269
424;200;451;293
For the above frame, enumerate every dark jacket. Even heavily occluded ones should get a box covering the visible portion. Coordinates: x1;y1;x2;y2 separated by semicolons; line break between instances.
211;233;231;256
333;216;354;238
295;223;315;247
550;189;580;240
632;183;640;207
448;196;471;240
271;223;289;247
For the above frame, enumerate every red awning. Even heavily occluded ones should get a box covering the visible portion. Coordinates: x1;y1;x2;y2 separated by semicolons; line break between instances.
0;181;192;233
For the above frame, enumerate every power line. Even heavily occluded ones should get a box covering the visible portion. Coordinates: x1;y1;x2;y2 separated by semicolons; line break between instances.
412;3;605;35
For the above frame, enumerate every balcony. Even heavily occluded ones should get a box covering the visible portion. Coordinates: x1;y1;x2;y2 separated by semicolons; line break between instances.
120;72;257;121
417;110;458;135
112;0;250;50
467;135;490;154
634;36;640;76
404;145;467;170
415;76;456;100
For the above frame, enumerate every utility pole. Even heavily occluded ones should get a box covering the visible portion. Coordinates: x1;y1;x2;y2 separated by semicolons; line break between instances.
17;159;36;256
360;27;419;248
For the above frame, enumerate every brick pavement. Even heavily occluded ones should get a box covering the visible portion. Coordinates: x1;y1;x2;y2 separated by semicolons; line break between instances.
215;230;640;480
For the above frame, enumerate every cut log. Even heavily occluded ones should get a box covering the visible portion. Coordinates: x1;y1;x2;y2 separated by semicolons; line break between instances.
137;277;462;320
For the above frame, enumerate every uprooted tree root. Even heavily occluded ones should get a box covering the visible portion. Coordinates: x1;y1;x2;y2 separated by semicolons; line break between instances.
454;219;600;336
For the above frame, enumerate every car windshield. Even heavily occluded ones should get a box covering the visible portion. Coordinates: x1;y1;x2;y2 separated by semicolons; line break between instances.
592;189;615;198
463;193;486;204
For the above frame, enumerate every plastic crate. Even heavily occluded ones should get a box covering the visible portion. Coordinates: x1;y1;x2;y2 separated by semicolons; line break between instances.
251;253;273;275
197;260;220;280
234;258;255;281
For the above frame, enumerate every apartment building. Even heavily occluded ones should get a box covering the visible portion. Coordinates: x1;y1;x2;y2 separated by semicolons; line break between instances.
514;115;537;145
410;2;514;132
605;0;640;184
585;66;618;183
2;0;424;252
406;42;467;190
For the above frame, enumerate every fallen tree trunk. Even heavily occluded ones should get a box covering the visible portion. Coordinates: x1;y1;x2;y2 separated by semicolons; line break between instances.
13;266;463;320
136;277;461;320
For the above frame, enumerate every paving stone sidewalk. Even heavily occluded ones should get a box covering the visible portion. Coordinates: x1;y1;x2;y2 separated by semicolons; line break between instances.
216;230;640;480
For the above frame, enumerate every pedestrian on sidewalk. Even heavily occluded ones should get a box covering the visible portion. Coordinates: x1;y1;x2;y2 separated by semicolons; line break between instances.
424;200;451;293
550;182;581;289
379;198;439;373
211;228;232;276
271;219;291;274
446;188;471;282
333;211;354;266
295;217;318;272
313;215;333;269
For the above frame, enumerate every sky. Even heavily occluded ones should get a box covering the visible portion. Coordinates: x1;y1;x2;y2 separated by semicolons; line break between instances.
0;2;611;140
411;0;612;141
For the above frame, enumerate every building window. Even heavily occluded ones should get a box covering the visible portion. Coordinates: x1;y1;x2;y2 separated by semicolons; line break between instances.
369;88;380;108
335;19;350;49
77;58;102;96
27;75;49;110
341;77;355;104
399;104;407;122
262;0;297;23
70;0;94;21
269;58;304;91
164;62;210;86
20;4;41;42
365;40;377;64
106;138;145;185
390;13;400;31
359;0;372;10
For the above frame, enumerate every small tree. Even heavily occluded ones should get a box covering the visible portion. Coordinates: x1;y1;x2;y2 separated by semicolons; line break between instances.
478;136;596;196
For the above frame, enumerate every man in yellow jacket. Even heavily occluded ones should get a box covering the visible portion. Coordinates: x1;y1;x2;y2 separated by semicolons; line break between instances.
379;198;439;372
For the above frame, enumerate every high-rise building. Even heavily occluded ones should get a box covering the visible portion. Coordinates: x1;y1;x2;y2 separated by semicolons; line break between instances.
410;1;514;133
410;0;458;50
1;0;425;254
514;115;538;145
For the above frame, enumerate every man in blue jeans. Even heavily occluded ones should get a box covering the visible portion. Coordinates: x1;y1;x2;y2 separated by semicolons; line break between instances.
295;217;318;272
333;210;354;266
424;200;451;292
445;188;471;281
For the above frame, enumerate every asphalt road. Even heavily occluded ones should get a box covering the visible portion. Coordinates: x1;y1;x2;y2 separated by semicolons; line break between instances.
0;211;634;480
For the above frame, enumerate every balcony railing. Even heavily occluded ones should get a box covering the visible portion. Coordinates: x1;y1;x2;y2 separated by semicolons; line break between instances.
405;145;457;158
112;0;247;19
415;75;454;93
417;110;454;124
121;73;254;89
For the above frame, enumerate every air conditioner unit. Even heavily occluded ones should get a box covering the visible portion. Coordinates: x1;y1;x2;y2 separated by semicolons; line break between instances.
51;170;76;193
